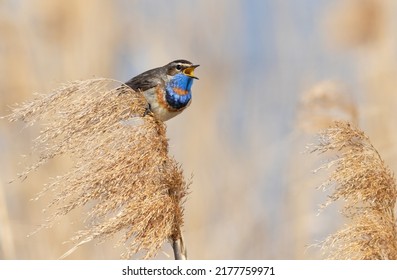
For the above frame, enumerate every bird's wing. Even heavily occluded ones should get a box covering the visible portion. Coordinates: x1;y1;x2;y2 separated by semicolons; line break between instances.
124;69;162;92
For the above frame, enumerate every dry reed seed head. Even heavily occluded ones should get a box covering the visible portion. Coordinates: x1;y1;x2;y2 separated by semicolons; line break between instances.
312;121;397;259
314;122;396;209
321;210;397;260
298;81;358;133
9;78;189;259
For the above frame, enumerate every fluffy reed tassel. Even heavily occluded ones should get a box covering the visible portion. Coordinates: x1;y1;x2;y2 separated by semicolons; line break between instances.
311;121;397;259
298;81;358;133
8;78;189;259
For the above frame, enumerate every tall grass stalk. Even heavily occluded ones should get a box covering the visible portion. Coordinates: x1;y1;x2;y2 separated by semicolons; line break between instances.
7;78;189;259
311;121;397;259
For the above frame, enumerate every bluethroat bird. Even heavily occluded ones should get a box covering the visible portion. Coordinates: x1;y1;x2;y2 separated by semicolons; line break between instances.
124;59;199;121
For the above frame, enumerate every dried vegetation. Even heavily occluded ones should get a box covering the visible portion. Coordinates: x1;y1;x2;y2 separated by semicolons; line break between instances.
311;121;397;259
7;79;189;259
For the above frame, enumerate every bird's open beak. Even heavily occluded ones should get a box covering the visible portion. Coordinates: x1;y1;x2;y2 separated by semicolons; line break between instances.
183;65;200;79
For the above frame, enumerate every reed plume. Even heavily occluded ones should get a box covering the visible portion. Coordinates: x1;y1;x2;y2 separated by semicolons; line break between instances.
311;121;397;259
298;81;358;133
7;78;189;259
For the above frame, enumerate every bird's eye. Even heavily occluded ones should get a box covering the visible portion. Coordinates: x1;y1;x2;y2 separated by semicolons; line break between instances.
175;64;182;71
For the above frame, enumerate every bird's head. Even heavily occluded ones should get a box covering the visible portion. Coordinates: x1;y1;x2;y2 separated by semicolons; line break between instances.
166;59;199;80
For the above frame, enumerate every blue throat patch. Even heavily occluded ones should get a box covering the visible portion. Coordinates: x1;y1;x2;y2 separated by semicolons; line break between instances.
165;73;194;110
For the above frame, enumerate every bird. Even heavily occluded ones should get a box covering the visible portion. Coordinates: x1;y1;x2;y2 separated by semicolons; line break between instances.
124;59;199;121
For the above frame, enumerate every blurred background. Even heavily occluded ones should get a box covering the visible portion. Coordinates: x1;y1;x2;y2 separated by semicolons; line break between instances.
1;0;397;259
